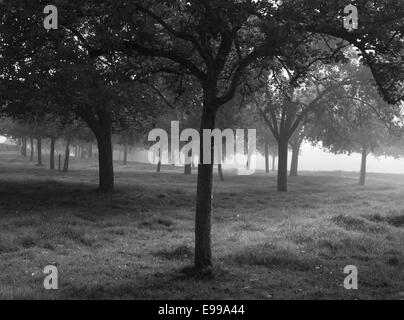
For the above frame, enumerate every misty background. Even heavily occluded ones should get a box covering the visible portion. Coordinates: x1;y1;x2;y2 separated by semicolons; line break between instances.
2;135;402;174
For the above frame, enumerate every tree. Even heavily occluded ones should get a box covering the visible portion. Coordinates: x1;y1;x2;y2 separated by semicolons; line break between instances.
311;89;401;186
0;4;159;191
215;100;249;181
288;116;321;177
99;0;325;270
253;61;353;191
1;0;402;272
0;119;31;157
289;124;305;177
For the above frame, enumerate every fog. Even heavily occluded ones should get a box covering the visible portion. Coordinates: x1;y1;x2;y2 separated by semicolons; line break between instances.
297;143;404;174
255;143;404;175
251;143;404;174
2;135;402;174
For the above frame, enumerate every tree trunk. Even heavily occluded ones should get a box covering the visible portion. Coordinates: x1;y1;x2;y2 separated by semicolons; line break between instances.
277;138;289;192
82;107;114;191
16;138;22;153
21;137;27;157
290;143;301;177
218;164;224;181
194;93;216;271
37;138;42;166
218;142;225;181
50;137;56;170
184;164;192;175
157;149;162;173
123;144;128;165
272;154;276;171
96;128;114;192
359;146;368;186
30;137;34;162
63;137;70;172
265;136;270;174
88;143;93;159
184;145;192;175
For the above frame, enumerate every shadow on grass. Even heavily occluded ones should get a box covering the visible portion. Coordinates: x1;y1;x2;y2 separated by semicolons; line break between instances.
0;178;196;218
55;264;234;299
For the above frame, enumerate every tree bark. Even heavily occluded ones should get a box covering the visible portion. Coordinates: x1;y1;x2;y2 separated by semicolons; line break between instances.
123;144;128;165
156;149;162;173
37;138;42;166
277;138;289;192
16;138;22;153
82;107;114;191
88;143;93;159
30;137;34;162
218;164;224;181
194;92;216;271
63;137;70;172
359;146;368;186
218;142;225;181
50;137;56;170
265;136;270;174
21;137;27;157
184;164;192;175
290;142;301;177
184;144;192;175
79;145;84;158
96;128;114;192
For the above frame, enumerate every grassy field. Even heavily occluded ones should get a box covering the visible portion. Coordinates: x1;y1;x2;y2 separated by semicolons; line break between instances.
0;152;403;300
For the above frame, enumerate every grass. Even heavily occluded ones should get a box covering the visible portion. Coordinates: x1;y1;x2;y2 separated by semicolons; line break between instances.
0;153;403;300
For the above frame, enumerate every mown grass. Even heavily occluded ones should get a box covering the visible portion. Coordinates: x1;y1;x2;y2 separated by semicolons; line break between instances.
0;153;403;300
